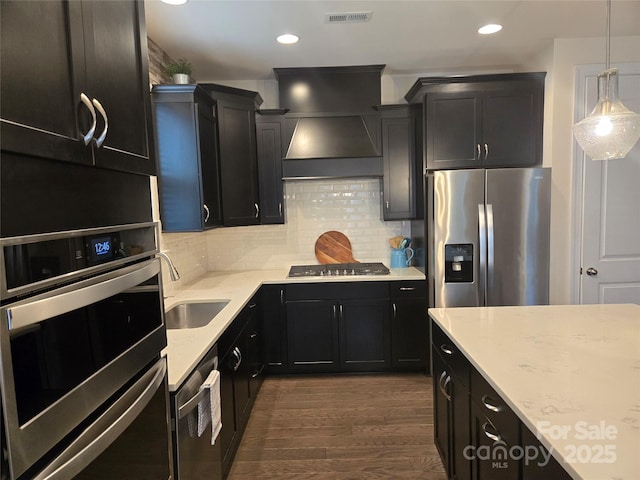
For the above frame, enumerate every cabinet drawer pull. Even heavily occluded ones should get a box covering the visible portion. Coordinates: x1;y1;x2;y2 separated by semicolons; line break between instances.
399;287;416;291
482;422;502;442
80;93;97;145
250;332;258;339
482;395;502;413
392;302;397;319
92;98;108;148
440;344;453;355
203;203;210;223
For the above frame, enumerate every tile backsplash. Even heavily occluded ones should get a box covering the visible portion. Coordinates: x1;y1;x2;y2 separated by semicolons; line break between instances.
157;178;410;288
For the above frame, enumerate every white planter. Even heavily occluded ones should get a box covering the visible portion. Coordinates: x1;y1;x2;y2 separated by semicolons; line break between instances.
172;73;191;84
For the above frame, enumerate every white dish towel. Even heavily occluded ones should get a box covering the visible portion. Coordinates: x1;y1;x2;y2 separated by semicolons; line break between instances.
197;369;222;445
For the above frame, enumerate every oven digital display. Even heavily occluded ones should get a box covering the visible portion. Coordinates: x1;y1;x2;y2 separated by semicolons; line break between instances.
89;236;113;264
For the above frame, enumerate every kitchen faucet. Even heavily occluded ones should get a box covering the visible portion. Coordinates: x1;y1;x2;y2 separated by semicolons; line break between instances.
157;251;180;281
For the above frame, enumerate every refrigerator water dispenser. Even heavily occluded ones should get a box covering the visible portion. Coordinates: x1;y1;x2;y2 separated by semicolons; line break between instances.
444;244;473;282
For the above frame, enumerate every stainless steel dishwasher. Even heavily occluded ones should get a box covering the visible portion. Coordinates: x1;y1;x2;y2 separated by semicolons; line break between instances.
171;344;222;480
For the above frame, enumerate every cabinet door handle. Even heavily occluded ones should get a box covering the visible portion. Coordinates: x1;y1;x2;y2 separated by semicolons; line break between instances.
254;202;260;218
484;143;489;160
482;422;502;442
477;143;481;160
392;302;397;320
386;200;390;210
440;344;453;356
250;332;258;339
332;304;337;320
399;287;416;291
280;289;284;305
249;302;257;309
80;93;97;145
233;347;242;371
278;202;283;217
203;204;210;223
92;98;108;148
482;395;502;413
439;372;452;401
339;303;344;321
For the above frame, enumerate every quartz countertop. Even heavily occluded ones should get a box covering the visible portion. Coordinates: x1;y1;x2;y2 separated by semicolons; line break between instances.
428;304;640;480
163;267;425;391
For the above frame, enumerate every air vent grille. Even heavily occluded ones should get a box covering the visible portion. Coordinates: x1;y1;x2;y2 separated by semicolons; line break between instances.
325;11;372;24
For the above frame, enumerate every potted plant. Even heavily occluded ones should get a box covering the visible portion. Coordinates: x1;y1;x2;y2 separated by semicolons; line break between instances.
164;58;192;84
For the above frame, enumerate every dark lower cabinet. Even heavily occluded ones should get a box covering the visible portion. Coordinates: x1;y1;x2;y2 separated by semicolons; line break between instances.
260;284;288;374
432;323;472;480
469;369;520;480
390;281;428;369
287;299;340;372
217;296;261;478
521;427;572;480
339;298;390;371
432;320;574;480
285;282;391;373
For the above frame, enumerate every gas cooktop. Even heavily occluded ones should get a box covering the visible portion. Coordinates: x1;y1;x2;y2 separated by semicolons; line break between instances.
287;262;390;278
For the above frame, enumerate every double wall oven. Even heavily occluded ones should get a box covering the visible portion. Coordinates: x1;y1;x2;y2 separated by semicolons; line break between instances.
0;222;172;479
0;164;173;480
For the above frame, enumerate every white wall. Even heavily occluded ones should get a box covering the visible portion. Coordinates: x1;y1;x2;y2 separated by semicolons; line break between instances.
547;35;640;304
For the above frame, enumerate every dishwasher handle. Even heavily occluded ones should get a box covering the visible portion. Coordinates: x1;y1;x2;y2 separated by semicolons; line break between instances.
177;357;218;419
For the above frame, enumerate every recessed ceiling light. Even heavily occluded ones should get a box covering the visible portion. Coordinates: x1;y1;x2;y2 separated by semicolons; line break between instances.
161;0;187;5
277;34;299;45
478;23;502;35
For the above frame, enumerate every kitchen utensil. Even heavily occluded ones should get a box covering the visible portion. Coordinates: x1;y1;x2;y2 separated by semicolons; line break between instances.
390;247;414;268
315;231;358;264
389;236;403;249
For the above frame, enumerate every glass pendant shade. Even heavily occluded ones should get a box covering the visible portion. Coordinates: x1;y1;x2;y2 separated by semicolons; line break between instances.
573;69;640;160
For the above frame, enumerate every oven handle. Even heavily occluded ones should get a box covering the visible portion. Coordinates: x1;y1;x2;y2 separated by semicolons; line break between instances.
178;357;219;419
6;259;160;331
32;357;167;480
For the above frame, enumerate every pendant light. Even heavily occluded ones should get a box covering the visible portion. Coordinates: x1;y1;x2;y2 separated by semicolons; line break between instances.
572;0;640;160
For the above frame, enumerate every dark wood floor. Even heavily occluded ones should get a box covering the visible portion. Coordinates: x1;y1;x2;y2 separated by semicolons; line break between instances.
227;373;447;480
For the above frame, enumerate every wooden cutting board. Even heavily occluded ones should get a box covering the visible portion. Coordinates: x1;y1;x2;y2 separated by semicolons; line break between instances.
314;231;358;264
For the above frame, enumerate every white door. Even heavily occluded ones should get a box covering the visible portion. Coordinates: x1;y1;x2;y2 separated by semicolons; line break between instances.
575;64;640;304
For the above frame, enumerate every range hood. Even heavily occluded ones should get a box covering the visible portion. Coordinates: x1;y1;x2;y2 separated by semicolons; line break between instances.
274;66;385;179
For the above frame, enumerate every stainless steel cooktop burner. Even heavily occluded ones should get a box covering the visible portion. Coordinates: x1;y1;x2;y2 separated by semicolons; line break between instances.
287;262;390;277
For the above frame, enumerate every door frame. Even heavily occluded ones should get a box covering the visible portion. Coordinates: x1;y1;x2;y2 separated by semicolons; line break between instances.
570;62;640;304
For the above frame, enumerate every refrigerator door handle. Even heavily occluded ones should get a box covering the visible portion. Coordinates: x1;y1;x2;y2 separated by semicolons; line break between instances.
478;204;487;306
486;204;495;305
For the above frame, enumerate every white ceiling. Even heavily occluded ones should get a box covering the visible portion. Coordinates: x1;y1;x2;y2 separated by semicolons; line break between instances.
144;0;640;81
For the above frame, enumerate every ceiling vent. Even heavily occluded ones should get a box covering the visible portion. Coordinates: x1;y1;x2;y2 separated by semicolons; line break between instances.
325;11;372;24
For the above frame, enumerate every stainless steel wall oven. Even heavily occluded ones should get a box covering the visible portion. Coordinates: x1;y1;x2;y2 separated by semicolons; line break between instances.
0;222;173;479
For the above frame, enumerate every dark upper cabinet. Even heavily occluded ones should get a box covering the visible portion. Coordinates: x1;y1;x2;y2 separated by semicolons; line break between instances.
377;104;422;220
255;110;286;224
151;85;223;232
406;73;545;171
0;0;154;175
200;84;262;227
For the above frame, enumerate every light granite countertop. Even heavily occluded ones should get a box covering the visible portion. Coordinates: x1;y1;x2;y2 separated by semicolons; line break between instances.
428;304;640;480
163;267;425;391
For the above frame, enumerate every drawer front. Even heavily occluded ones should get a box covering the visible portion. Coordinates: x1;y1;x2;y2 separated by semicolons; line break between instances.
286;281;388;301
389;280;426;299
471;368;519;434
431;321;470;387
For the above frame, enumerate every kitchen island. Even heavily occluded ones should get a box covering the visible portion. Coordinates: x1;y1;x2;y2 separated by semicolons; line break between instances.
163;267;425;390
428;304;640;480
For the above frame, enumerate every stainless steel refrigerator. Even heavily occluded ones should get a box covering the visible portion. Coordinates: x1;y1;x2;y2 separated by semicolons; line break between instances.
427;167;551;308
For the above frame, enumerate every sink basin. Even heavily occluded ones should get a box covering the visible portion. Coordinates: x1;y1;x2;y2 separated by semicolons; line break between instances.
165;301;230;330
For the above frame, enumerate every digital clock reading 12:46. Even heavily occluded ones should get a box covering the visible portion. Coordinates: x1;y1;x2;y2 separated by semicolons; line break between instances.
90;236;113;263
